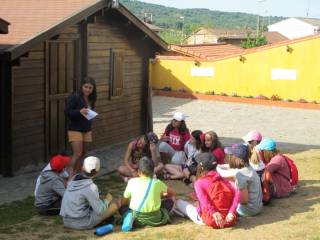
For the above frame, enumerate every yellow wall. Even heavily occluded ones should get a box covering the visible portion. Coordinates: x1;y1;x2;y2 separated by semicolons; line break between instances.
151;37;320;101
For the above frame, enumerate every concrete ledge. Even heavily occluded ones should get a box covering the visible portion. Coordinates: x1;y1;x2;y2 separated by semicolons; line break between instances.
153;90;320;110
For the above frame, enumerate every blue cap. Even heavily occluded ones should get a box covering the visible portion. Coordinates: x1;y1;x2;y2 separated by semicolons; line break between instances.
256;138;276;151
224;144;248;161
147;132;159;144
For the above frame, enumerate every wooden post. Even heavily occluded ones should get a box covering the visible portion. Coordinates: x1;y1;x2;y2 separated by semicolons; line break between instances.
0;59;13;176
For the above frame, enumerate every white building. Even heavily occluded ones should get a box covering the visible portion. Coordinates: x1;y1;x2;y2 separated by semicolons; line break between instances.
268;17;320;40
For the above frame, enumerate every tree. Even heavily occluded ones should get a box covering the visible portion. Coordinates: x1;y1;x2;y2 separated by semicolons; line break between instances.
240;33;267;49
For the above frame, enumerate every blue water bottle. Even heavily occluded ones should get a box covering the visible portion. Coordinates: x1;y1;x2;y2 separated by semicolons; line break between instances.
95;224;114;236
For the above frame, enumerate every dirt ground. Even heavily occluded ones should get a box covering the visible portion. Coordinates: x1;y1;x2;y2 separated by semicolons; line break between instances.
152;96;320;152
0;96;320;240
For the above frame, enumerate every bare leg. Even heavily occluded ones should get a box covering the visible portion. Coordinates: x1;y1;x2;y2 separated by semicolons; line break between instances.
160;152;170;164
82;141;90;157
100;202;119;221
175;199;204;225
70;141;84;175
154;162;164;174
118;165;137;178
165;164;184;179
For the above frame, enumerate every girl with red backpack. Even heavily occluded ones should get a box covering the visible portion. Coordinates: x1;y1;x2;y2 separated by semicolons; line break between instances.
118;133;159;181
175;152;240;228
256;138;295;202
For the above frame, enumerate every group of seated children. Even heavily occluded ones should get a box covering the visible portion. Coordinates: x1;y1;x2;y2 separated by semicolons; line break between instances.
34;111;297;232
34;152;174;230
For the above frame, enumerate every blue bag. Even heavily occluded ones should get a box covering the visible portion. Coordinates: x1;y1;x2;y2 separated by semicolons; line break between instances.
121;178;153;232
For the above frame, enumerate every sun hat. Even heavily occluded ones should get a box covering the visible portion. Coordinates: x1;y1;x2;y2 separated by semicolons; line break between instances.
256;138;276;151
173;112;186;121
195;152;217;171
83;156;101;173
242;130;262;143
50;154;71;172
224;144;248;161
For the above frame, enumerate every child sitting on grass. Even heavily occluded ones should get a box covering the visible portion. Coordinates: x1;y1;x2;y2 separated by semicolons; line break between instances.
60;156;119;230
34;153;71;215
164;130;202;180
120;156;175;228
159;112;190;167
225;144;263;217
256;138;294;202
175;152;240;228
118;132;159;181
242;130;265;179
201;131;225;165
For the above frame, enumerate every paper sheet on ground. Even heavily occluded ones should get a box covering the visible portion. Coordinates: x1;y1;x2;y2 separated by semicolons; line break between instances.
82;109;98;120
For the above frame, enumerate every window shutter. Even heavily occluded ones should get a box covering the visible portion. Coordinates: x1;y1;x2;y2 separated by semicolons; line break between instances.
110;50;124;98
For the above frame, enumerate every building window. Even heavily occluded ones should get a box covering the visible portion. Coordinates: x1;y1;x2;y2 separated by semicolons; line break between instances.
110;49;124;98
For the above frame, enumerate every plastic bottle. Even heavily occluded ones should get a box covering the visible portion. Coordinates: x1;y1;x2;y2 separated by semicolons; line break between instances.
95;224;114;236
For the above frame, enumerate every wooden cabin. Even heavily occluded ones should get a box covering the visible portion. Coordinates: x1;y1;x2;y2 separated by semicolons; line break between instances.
0;0;167;176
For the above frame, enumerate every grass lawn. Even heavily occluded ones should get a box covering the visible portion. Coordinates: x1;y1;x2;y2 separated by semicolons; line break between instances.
0;150;320;240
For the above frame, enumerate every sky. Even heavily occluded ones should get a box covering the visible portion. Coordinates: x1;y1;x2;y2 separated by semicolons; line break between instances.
138;0;320;18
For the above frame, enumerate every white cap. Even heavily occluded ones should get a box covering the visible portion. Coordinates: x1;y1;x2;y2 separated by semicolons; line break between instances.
83;156;100;173
173;112;186;121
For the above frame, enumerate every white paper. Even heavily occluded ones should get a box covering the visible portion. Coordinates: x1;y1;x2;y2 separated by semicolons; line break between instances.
191;67;215;77
82;109;98;120
271;68;297;80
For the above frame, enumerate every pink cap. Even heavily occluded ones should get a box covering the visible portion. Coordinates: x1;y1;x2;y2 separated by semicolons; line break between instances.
242;130;262;143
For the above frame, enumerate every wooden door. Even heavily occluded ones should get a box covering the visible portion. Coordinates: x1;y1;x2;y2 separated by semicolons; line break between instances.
45;40;79;155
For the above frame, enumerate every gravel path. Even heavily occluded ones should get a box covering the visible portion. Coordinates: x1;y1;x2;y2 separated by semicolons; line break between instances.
1;96;319;204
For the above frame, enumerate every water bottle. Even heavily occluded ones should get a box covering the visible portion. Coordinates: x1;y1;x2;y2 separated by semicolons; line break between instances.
95;224;114;236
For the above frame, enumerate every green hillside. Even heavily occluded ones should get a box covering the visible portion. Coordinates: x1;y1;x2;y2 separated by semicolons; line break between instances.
120;0;284;44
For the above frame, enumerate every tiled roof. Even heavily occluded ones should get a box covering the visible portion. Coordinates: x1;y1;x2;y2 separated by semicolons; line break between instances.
297;17;320;28
0;0;167;59
190;27;252;39
0;0;100;47
262;31;288;44
159;34;320;62
169;43;243;60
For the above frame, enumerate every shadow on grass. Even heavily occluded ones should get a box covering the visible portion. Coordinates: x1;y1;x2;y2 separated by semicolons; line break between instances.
1;171;318;239
233;179;320;230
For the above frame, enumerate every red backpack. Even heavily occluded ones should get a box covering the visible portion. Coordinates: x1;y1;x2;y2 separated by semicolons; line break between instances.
282;155;299;188
200;174;235;227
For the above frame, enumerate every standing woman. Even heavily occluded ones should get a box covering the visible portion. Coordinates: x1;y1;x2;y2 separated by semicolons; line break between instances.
64;77;97;174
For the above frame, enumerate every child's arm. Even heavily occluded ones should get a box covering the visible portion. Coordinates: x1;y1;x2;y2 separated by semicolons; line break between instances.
239;188;249;204
183;130;191;143
227;181;241;214
64;94;81;119
235;172;249;204
160;127;170;141
121;196;130;206
265;156;283;173
161;186;176;198
123;142;137;176
150;143;158;164
194;180;217;215
86;184;108;216
52;178;67;197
